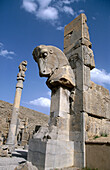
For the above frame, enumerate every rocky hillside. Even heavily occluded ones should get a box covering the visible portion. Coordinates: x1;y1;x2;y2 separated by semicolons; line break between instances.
0;100;49;138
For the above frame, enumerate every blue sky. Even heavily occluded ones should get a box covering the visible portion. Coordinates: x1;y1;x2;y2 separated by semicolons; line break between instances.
0;0;110;115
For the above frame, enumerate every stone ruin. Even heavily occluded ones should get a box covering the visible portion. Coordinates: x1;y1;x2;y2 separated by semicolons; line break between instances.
0;117;29;147
1;13;110;170
0;61;29;157
0;56;48;157
28;13;110;170
6;60;28;148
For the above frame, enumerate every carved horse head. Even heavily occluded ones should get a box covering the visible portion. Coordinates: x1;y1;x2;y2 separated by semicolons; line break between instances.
33;45;75;89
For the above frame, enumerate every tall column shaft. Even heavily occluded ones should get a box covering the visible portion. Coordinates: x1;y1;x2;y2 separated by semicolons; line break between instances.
14;86;22;108
6;87;22;145
6;61;27;146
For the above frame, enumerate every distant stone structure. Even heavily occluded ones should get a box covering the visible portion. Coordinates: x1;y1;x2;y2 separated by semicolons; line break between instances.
28;13;110;170
6;61;27;147
0;99;49;150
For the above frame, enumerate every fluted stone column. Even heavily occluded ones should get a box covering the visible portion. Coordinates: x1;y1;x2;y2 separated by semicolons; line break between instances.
6;61;27;146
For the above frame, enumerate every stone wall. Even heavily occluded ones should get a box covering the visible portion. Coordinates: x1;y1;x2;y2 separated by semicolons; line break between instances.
86;142;110;170
84;82;110;139
85;113;110;139
84;81;110;119
64;13;110;167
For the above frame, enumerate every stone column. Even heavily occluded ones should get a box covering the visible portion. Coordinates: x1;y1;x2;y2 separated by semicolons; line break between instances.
28;45;75;169
21;118;29;146
28;86;75;169
49;87;71;141
6;61;27;146
64;13;95;168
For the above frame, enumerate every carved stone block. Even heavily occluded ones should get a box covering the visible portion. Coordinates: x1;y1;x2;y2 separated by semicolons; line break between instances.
28;139;74;170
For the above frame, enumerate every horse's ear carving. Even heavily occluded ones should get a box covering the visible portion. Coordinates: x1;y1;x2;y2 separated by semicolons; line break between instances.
33;45;75;89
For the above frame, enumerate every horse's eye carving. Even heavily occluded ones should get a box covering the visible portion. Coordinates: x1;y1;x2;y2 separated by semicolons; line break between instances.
41;52;48;59
43;52;48;57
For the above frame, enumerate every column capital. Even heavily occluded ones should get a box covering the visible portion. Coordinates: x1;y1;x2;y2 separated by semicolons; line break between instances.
17;60;27;82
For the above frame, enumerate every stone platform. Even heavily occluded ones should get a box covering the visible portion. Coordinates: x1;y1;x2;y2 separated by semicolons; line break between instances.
28;139;74;170
0;149;27;170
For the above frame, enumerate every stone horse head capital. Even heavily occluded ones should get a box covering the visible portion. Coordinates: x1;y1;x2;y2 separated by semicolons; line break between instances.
33;45;75;89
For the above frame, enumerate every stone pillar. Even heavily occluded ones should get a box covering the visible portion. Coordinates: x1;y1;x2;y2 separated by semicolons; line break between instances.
50;87;70;119
6;61;27;146
49;87;71;141
28;14;95;169
21;118;29;146
28;45;75;169
64;13;95;168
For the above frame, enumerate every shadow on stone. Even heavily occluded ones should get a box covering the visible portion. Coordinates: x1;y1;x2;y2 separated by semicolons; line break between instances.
12;150;27;160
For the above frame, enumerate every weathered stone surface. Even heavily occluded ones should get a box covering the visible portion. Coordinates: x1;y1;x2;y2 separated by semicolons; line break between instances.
31;43;76;169
64;13;90;55
0;147;9;157
85;112;110;139
83;81;110;140
65;46;95;70
0;136;3;146
83;46;95;69
86;142;110;170
49;116;70;132
83;81;110;119
63;13;94;169
64;13;89;39
74;152;84;168
15;161;38;170
63;12;110;169
29;12;110;170
7;61;27;146
64;37;92;54
83;65;91;91
33;45;75;89
0;145;12;157
50;87;70;119
28;139;74;170
0;156;26;170
17;61;27;82
33;121;70;141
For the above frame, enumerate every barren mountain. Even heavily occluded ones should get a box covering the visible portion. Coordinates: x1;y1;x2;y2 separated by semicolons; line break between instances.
0;100;49;138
